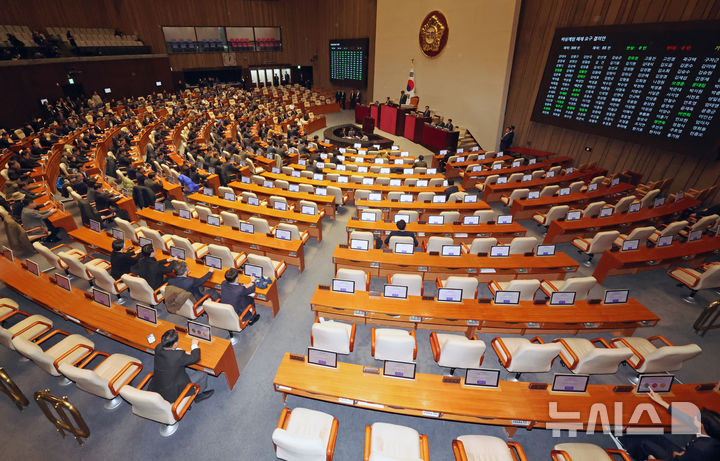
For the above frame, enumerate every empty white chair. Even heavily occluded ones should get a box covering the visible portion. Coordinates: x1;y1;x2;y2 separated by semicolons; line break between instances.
208;244;246;269
531;169;545;180
121;274;165;306
489;279;540;301
508;236;538;255
639;188;660;208
364;422;428;461
348;230;375;249
387;191;402;201
299;184;315;194
669;262;720;303
276;223;308;243
612;195;636;214
137;227;172;253
217;186;234;197
33;242;84;273
417;192;435;202
371;328;417;362
396;210;418;223
572;230;620;265
251;174;265;185
248;217;271;234
354;189;371;201
0;313;53;350
681;214;720;237
448;192;466;203
426;236;453;253
581;201;606;218
58;353;143;409
539;185;559;197
171;200;197;218
60;253;104;282
609;336;701;373
568;181;585;193
114;217;140;243
389;273;423;296
473;210;497;223
466;237;497;255
170;235;209;259
438;276;479;299
533;205;570;226
507;173;524;183
614;226;656;248
336;268;369;291
491;336;562;379
13;332;94;377
241;191;258;202
404;178;418;187
429;331;486;374
85;261;128;298
648;220;688;243
311;320;356;354
220;211;242;228
552;443;632;461
376;177;390;186
275;179;289;190
440;211;460;223
203;299;256;344
500;188;529;206
326;186;345;206
429;178;444;187
269;195;289;209
298;200;322;217
272;407;339;461
540;276;597;301
246;253;286;279
194;205;213;222
553;337;633;375
452;435;528;461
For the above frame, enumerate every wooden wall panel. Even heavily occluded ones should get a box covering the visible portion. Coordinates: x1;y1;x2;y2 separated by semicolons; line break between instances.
504;0;720;194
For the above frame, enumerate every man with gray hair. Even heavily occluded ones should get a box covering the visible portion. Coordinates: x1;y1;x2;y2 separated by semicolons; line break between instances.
166;260;213;300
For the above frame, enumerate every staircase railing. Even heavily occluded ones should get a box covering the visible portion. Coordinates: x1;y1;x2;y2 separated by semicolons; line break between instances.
694;299;720;336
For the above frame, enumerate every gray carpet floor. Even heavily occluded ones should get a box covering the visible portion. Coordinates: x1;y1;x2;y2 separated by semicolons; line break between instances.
1;109;718;460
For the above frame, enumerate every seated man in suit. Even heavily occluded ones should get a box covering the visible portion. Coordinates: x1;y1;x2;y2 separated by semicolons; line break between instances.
132;244;176;290
446;118;454;131
399;90;408;105
422;105;431;118
110;239;140;280
220;268;260;324
444;178;460;200
167;261;213;301
414;155;427;168
149;329;214;403
384;219;419;248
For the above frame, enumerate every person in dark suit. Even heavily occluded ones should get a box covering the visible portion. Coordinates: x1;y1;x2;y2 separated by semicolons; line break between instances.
341;91;347;109
422;105;431;118
110;239;140;280
384;219;418;247
444;178;459;200
446;119;454;131
499;125;515;152
132;244;176;289
149;329;213;403
620;389;720;460
414;155;427;168
166;261;213;300
219;268;260;324
399;90;408;105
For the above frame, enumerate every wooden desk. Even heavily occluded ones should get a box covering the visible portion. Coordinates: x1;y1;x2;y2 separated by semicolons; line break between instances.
332;246;579;281
229;180;336;219
274;354;720;435
505;146;554;158
403;114;430;142
483;167;608;203
462;156;573;189
311;288;658;336
187;192;324;242
510;183;635;220
67;227;281;316
0;257;239;389
421;123;459;153
379;104;407;135
137;208;306;272
346;219;526;244
355;199;489;221
593;235;720;283
445;154;512;178
289;165;441;181
543;197;700;244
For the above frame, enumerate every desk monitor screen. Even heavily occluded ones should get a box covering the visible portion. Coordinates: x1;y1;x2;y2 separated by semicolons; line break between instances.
112;228;124;241
440;149;448;155
442;245;462;257
629;203;641;213
492;163;502;170
301;205;315;215
338;176;349;183
463;216;479;225
25;259;40;276
274;201;287;211
187;321;212;342
427;168;437;174
207;215;221;227
537;244;556;256
394;214;410;223
368;193;382;202
472;165;483;172
307;347;338;368
512;160;521;168
272;167;281;174
208;166;216;174
559;187;571;196
438;288;463;302
432;195;447;203
203;187;214;196
170;246;186;260
604;289;629;304
240;222;254;234
383;360;416;380
155;202;165;212
275;229;292;241
353;143;361;148
248;197;260;206
394;242;414;255
550;291;576;305
289;184;300;192
358;166;369;173
675;191;685;202
654;197;666;208
389;179;402;187
552;374;589;393
138;237;152;248
611;177;621;187
588;183;599;192
494;290;520;305
490;246;510;257
263;180;275;189
332;279;355;293
313;174;324;181
92;288;111;308
464;369;500;388
381;168;392;175
417;180;429;187
546;171;555;178
374;158;383;164
566;167;574;174
338;165;347;171
622;239;639;251
657;235;673;247
400;194;413;203
339;147;347;153
244;264;262;278
403;168;414;175
522;174;532;182
224;192;236;202
383;284;408;299
497;215;513;224
360;211;377;222
688;230;703;242
136;304;157;324
428;215;444;225
599;207;613;217
316;163;325;169
291;171;301;178
457;148;464;154
528;191;540;199
566;210;582;221
178;209;191;220
636;374;674;394
350;238;369;251
55;273;71;291
496;176;507;184
464;195;477;203
2;246;13;262
242;175;251;183
205;255;222;269
89;219;101;232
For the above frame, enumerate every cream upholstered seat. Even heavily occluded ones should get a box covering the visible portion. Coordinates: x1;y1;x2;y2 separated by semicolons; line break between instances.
12;332;94;376
581;201;606;218
277;223;309;243
364;422;429;461
137;227;172;253
473;210;497;223
507;173;523;183
612;195;636;214
58;353;142;409
539;184;559;197
669;262;720;303
426;236;454;253
531;169;545;180
299;200;323;217
389;235;415;250
119;373;199;436
568;181;585;193
491;336;562;378
389;274;423;296
336;268;369;291
371;328;417;362
448;191;466;203
275;179;290;190
311;320;356;354
404;178;419;187
0;313;53;350
61;253;105;282
648;220;688;243
500;188;529;206
203;299;255;344
489;279;540;301
540;276;597;300
349;231;375;249
326;186;345;205
508;236;537;255
251;174;265;185
114;217;140;243
551;443;631;461
533;205;570;226
478;175;498;192
438;276;479;299
299;184;315;194
241;191;258;203
466;237;497;255
249;217;272;234
355;189;371;201
300;170;314;179
639;188;661;208
396;210;418;223
194;205;213;222
0;298;19;318
610;336;701;373
246;253;286;279
680;214;720;237
121;274;165;306
218;186;234;197
33;242;85;272
376;177;390;186
553;337;633;374
572;230;620;266
208;244;246;269
429;331;485;373
440;211;461;223
270;195;289;209
85;260;127;296
272;407;339;461
417;192;435;202
429;178;444;187
170;235;209;259
171;200;197;218
452;435;528;461
220;211;242;228
614;226;656;247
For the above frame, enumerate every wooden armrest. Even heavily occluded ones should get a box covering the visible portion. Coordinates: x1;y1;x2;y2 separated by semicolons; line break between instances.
530;336;545;344
452;440;468;461
408;330;418;359
606;449;632;461
610;337;645;369
238;302;254;328
429;331;441;362
11;319;53;341
347;323;357;352
488;280;502;293
491;337;512;368
153;284;166;303
507;441;528;461
114;279;128;292
326;417;339;461
419;434;429;461
669;267;701;287
551;449;569;461
461;242;470;253
591;337;612;348
275;407;291;430
52;343;94;373
108;361;143;396
34;328;69;345
370;327;376;356
648;335;673;347
363;425;372;461
171;382;200;421
553;338;579;370
50;243;76;252
77;350;110;369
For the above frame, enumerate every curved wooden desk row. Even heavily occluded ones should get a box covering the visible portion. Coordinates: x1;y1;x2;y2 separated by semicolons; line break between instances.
67;226;280;316
593;235;720;284
310;288;658;336
229;181;336;219
0;257;239;389
186;192;324;242
273;353;720;435
483;167;608;203
510;183;636;220
355;199;488;221
288;163;443;180
461;156;573;189
543;197;700;244
137;208;306;272
332;246;579;281
445;154;514;178
346;220;526;244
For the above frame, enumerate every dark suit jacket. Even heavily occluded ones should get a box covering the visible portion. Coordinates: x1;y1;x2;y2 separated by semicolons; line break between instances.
110;250;140;280
167;273;212;300
132;257;174;289
422;109;431;118
444;185;459;199
384;230;419;247
220;281;255;320
149;345;200;402
399;94;408;105
500;131;514;151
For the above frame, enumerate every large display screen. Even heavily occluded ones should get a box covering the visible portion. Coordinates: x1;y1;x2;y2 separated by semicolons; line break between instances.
329;38;369;87
531;21;720;154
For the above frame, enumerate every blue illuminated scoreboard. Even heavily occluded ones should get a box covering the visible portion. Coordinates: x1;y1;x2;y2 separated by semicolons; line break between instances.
329;38;369;87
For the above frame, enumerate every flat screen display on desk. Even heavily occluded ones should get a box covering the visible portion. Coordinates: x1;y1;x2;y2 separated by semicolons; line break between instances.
441;245;462;256
416;180;428;187
537;244;556;256
438;287;462;302
368;193;382;201
464;369;500;388
688;230;703;242
427;168;437;174
531;21;720;154
240;222;254;234
89;219;101;232
274;201;287;211
313;174;324;181
551;374;589;393
244;264;263;278
154;202;165;212
622;239;639;251
291;171;301;178
2;246;13;262
494;290;520;305
275;229;292;241
394;214;410;223
55;273;71;291
604;289;629;304
383;284;408;299
490;245;510;257
248;197;260;206
657;235;673;247
636;374;674;393
599;207;613;217
559;187;571;196
497;177;508;184
338;176;349;183
136;304;157;324
550;291;576;305
464;195;477;203
263;180;274;189
203;187;213;196
332;279;355;293
400;194;413;203
205;255;222;269
394;242;414;255
566;210;582;221
308;347;338;368
522;174;532;182
178;209;191;220
289;184;300;192
628;203;641;213
497;215;513;224
463;216;479;225
207;215;221;227
92;288;111;308
139;237;152;248
170;246;186;260
383;360;416;380
654;197;666;207
187;321;212;342
528;191;540;199
350;238;369;251
112;228;124;241
25;259;39;276
358;166;368;173
428;215;444;225
389;179;401;187
432;195;446;203
301;205;315;215
360;211;377;222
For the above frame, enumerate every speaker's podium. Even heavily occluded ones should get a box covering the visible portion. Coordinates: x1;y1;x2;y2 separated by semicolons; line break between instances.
362;116;375;135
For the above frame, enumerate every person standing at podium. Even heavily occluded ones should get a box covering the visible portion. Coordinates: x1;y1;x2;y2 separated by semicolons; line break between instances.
399;90;408;105
422;105;431;118
500;125;515;152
